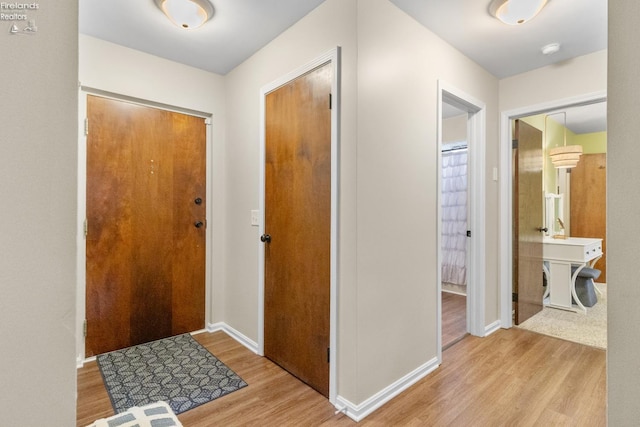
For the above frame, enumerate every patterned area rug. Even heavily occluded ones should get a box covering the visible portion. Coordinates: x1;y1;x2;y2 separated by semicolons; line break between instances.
517;283;607;350
97;334;247;415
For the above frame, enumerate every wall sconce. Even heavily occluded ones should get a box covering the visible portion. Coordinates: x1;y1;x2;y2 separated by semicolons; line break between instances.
545;112;583;169
489;0;548;25
155;0;214;30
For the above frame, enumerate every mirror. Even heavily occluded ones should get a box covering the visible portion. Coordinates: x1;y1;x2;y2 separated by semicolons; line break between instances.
519;101;607;237
545;193;564;238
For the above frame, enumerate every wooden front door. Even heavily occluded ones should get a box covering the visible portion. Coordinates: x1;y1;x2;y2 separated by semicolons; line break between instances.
264;63;332;397
571;153;607;281
85;95;206;357
514;120;544;324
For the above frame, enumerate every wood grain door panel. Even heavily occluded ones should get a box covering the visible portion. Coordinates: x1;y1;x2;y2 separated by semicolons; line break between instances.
264;63;332;397
570;153;606;282
514;120;544;324
86;95;206;357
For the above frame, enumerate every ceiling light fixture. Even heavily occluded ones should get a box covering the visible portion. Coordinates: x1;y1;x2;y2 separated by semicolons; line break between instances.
489;0;548;25
154;0;214;30
545;112;583;169
541;42;560;55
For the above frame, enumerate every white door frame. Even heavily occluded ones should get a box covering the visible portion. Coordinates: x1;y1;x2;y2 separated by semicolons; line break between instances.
75;89;214;365
498;91;607;328
437;81;486;362
257;47;341;404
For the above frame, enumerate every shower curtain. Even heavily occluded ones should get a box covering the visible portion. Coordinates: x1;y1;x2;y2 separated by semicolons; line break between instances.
441;147;468;287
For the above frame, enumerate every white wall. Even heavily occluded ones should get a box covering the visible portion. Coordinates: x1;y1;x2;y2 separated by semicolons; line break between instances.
77;36;227;358
355;0;499;401
79;35;226;115
443;115;468;144
500;50;607;112
607;1;640;423
0;1;78;425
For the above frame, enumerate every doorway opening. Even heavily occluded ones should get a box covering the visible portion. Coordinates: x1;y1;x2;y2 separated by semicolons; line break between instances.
506;101;607;349
499;92;607;335
437;81;487;361
440;106;469;349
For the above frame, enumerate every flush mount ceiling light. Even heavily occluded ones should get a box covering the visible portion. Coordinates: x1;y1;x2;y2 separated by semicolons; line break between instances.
489;0;548;25
541;42;560;55
154;0;214;30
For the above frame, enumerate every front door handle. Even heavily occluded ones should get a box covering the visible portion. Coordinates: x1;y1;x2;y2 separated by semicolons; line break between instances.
537;227;548;233
260;234;271;243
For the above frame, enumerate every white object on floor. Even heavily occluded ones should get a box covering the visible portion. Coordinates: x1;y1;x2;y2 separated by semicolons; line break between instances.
542;236;603;313
86;401;182;427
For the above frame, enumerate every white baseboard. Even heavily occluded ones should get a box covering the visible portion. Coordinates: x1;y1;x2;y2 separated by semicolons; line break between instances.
76;324;257;369
208;322;259;354
442;289;467;297
484;319;501;336
335;356;440;422
442;282;467;296
76;355;86;369
78;322;447;424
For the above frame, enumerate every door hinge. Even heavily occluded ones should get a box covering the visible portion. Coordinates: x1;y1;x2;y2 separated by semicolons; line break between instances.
83;319;87;337
512;292;518;302
84;219;88;237
327;347;330;363
329;93;332;110
467;230;471;237
84;118;89;136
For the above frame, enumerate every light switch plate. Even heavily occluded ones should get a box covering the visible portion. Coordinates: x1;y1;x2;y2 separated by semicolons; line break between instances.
251;210;259;226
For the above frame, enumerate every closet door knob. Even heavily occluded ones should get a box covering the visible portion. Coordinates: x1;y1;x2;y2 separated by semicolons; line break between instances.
260;234;271;243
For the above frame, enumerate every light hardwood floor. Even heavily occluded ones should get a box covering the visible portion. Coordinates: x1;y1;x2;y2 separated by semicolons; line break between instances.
442;291;467;349
77;328;606;426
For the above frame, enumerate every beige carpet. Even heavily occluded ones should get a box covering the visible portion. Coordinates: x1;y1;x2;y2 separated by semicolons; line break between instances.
517;283;607;350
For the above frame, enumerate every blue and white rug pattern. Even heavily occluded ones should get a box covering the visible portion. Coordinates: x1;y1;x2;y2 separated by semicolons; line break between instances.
97;333;247;415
